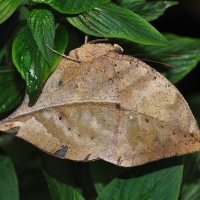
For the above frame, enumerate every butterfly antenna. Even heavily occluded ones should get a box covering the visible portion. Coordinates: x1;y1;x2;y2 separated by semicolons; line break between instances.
139;58;176;68
133;54;181;58
46;44;81;63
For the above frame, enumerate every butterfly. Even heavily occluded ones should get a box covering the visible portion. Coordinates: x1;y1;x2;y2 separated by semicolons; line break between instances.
0;42;199;167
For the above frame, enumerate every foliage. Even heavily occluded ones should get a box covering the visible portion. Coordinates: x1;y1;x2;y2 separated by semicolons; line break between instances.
0;0;200;199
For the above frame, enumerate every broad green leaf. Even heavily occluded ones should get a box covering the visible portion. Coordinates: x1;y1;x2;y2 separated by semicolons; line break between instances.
0;67;25;119
118;33;200;83
31;0;109;14
0;149;19;200
27;9;55;65
0;0;22;24
12;25;51;105
89;161;127;194
41;153;85;200
180;152;200;200
120;0;178;21
67;2;169;46
12;23;68;105
97;157;183;200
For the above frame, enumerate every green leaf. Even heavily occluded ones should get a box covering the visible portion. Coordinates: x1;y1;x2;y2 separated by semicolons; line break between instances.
180;152;200;200
0;67;25;119
0;149;19;200
12;20;68;105
120;33;200;83
31;0;109;14
89;161;127;194
12;25;50;105
97;157;183;200
40;153;85;200
0;0;22;24
27;9;55;65
120;0;178;21
67;2;169;46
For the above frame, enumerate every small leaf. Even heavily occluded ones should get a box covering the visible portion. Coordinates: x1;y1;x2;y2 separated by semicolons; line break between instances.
0;67;25;119
97;157;183;200
41;153;85;200
121;33;200;83
0;149;19;200
27;9;55;65
0;0;22;24
120;0;178;21
12;22;68;105
31;0;109;14
67;2;169;46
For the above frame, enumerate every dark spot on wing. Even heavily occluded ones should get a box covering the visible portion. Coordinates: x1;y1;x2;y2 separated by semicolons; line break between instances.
6;127;20;135
116;103;121;109
54;145;68;158
109;78;114;83
58;80;63;86
117;156;122;165
190;133;194;137
83;154;91;162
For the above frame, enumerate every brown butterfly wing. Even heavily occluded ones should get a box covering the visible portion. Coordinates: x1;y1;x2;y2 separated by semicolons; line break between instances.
0;43;199;167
